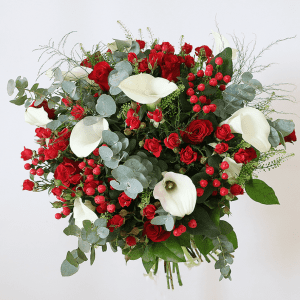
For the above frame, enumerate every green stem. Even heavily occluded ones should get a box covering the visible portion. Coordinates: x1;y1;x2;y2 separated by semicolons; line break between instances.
168;262;174;290
208;253;217;262
174;263;183;286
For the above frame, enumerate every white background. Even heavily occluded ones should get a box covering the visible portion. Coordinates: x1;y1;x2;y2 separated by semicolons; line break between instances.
0;0;300;299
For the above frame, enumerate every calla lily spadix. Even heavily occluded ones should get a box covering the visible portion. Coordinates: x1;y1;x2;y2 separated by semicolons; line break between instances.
211;30;237;60
73;198;98;228
222;157;243;179
118;74;178;110
153;172;197;218
70;117;109;158
221;107;271;152
24;106;52;127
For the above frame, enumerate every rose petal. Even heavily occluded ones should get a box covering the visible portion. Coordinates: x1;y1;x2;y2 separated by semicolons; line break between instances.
24;107;52;127
70;117;109;157
73;198;98;228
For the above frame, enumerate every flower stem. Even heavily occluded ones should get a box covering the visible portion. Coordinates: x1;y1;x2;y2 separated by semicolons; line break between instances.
174;263;183;286
168;262;174;290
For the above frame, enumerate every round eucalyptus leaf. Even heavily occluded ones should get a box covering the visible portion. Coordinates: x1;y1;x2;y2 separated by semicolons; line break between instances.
129;41;141;55
96;95;117;117
7;79;15;96
108;69;129;87
111;142;123;155
61;259;79;277
97;227;110;239
241;72;253;83
99;146;114;161
115;61;133;76
102;130;119;145
110;86;122;95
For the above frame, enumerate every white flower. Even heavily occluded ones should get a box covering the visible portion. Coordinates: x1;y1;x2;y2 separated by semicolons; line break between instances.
118;74;178;110
223;157;243;179
73;198;98;228
24;107;52;127
70;117;109;157
107;39;132;53
212;30;237;59
221;107;271;152
153;172;197;218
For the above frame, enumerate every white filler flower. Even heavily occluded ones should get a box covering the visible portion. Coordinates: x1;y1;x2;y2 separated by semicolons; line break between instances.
24;106;52;127
221;107;271;152
153;172;197;218
118;73;178;109
73;198;98;228
70;117;109;157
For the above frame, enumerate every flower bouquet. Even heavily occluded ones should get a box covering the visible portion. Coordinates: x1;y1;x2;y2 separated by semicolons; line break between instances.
9;26;296;288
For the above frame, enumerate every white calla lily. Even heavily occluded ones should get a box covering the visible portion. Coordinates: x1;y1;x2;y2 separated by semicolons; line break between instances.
73;198;98;228
118;74;178;110
24;107;52;127
212;30;237;60
221;107;271;152
223;157;243;179
153;172;197;218
70;117;109;157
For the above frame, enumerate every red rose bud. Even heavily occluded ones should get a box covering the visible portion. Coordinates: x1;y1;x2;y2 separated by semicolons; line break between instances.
230;184;244;196
136;40;146;50
188;219;197;228
182;42;193;54
164;133;181;149
88;61;113;92
215;124;234;141
144;138;162;157
284;130;297;143
195;45;212;58
23;179;35;191
179;146;198;165
124;128;132;136
93;148;99;156
143;204;156;220
71;105;85;120
127;52;138;64
215;143;229;154
234;148;257;164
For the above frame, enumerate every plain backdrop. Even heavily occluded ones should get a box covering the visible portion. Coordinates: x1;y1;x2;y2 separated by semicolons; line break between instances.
0;1;299;299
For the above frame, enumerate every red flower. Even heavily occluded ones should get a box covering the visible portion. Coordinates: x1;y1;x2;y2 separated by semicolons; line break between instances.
230;184;244;196
143;204;156;220
143;220;171;242
181;43;193;54
160;53;183;82
35;127;52;139
21;147;33;161
184;55;195;68
215;143;229;154
29;100;56;120
126;116;140;130
215;124;234;141
181;119;213;144
138;58;150;73
147;108;163;122
126;236;137;246
195;45;213;58
80;58;92;68
234;148;257;164
164;133;181;149
179;146;198;164
284;130;297;143
62;97;72;107
44;146;58;160
23;179;34;191
127;52;137;64
136;40;146;50
71;105;85;120
144;138;162;157
51;186;63;196
161;42;175;53
107;215;124;232
88;61;112;92
118;192;133;207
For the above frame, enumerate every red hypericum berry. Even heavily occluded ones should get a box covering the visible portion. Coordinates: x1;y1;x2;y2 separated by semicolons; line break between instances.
97;185;106;193
197;188;204;197
205;70;212;77
38;155;45;161
55;213;62;220
30;169;36;175
206;99;211;104
188;219;197;228
223;75;231;83
38;148;44;155
32;158;39;166
199;95;207;104
88;159;95;167
222;173;229;180
188;82;194;88
215;72;223;81
79;162;86;169
24;163;31;170
126;236;136;246
213;179;221;187
193;104;201;113
197;70;204;77
93;167;101;175
93;148;99;156
206;64;213;71
202;105;211;114
178;225;186;233
209;78;218;87
209;104;217;112
71;192;76;197
197;84;205;91
86;187;95;196
36;168;44;176
220;187;228;196
186;88;195;96
107;204;116;213
219;84;226;91
173;228;181;237
62;207;71;216
95;195;105;204
206;166;214;175
85;175;94;182
215;57;223;65
190;95;198;104
220;161;230;170
200;179;208;188
187;73;196;81
212;190;218;196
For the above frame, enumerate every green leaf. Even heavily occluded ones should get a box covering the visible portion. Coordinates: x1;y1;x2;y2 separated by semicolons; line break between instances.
66;251;79;267
61;259;79;276
90;245;96;265
219;220;233;235
127;244;145;260
63;225;81;237
77;248;88;261
83;220;92;232
10;95;27;106
176;232;191;248
97;227;110;239
226;230;238;250
96;95;117;117
142;259;155;274
7;79;15;96
87;230;99;244
194;235;214;256
46;120;62;131
78;238;90;253
245;179;279;205
94;218;107;228
142;244;156;262
15;76;28;89
62;81;76;97
30;83;39;92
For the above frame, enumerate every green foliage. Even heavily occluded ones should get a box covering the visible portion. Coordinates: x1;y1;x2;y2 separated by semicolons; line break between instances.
160;84;185;116
61;259;79;276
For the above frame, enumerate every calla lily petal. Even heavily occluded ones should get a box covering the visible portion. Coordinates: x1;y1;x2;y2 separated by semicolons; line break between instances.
73;198;98;228
70;117;109;157
212;30;237;59
153;172;197;217
223;157;243;179
63;66;93;81
24;107;52;127
221;107;271;152
118;74;178;105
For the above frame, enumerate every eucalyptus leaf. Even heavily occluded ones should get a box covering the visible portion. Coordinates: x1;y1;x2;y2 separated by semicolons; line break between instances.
94;218;107;228
99;146;114;161
61;259;79;276
129;41;140;55
97;227;110;239
78;238;90;253
115;61;133;76
108;69;129;87
82;116;102;126
165;215;175;231
96;95;117;117
62;81;76;96
7;79;15;96
102;130;119;145
110;86;122;95
151;215;168;226
46;120;62;130
268;126;280;147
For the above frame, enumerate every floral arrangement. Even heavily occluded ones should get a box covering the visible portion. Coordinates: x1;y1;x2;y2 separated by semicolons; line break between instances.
8;26;297;288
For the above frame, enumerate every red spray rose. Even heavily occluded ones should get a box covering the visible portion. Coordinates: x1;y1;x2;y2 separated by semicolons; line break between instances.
160;53;184;82
161;42;175;53
21;147;33;161
126;236;137;246
215;124;234;141
164;133;181;149
143;204;156;220
80;58;92;68
126;116;141;130
127;52;137;64
181;42;193;54
138;58;150;73
234;148;257;164
284;130;297;143
195;45;213;58
23;179;34;191
184;55;195;68
107;215;124;232
35;128;52;139
181;119;213;144
88;61;112;92
143;220;171;242
179;146;198;164
44;146;59;160
118;192;133;207
230;184;244;196
136;40;146;50
71;105;85;120
215;143;229;154
144;138;162;157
